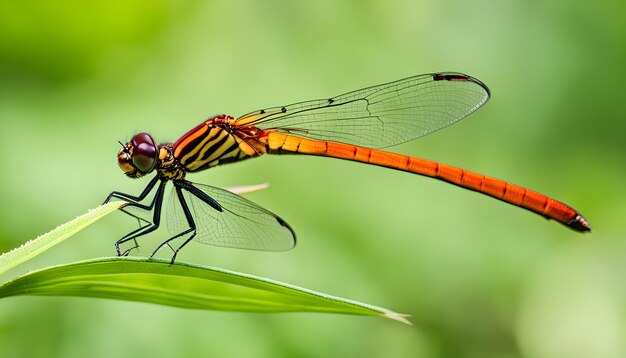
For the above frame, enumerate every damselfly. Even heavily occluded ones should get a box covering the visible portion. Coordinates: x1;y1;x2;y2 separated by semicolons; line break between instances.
104;72;590;263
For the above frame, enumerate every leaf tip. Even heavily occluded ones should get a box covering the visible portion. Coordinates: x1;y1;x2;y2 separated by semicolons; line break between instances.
382;312;412;325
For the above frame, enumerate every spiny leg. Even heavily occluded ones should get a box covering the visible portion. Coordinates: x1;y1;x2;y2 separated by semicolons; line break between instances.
118;207;150;255
151;183;197;265
104;176;161;255
120;206;151;229
113;179;167;256
103;175;160;205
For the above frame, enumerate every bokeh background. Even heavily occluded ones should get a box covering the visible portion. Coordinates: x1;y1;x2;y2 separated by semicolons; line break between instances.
1;1;625;357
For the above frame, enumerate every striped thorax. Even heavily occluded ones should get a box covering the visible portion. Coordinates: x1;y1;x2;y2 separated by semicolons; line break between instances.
156;143;185;180
172;115;268;173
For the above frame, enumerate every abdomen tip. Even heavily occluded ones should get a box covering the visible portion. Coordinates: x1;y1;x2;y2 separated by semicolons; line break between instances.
569;214;591;232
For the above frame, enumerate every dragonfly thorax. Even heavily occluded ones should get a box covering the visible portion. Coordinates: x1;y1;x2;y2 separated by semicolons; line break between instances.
171;114;268;173
157;143;186;180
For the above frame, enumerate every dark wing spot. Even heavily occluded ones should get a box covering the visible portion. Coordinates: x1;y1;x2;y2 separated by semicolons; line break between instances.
275;215;296;245
432;73;470;82
281;107;287;113
275;216;289;228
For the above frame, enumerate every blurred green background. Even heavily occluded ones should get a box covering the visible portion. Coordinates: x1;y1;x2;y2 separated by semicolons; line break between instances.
1;1;625;357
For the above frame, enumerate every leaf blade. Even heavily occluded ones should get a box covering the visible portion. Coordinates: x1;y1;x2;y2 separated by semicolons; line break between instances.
0;202;123;276
0;257;410;324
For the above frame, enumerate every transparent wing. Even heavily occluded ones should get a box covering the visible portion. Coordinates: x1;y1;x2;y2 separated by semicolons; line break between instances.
166;181;296;251
235;72;490;149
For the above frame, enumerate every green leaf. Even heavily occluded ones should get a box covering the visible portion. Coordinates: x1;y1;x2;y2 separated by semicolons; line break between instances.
0;202;123;276
0;257;410;324
0;202;408;323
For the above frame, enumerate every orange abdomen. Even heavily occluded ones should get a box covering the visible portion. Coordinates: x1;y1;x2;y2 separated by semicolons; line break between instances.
263;132;590;231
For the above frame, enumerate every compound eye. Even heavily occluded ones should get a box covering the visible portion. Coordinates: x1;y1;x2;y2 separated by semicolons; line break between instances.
117;148;134;174
130;133;158;173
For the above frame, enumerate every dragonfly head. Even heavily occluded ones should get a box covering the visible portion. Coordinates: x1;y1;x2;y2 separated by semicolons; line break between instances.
117;133;159;178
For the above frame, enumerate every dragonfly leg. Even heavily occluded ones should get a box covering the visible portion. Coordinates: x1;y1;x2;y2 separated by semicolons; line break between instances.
103;176;160;205
175;180;222;212
112;179;167;256
113;218;151;256
169;233;196;265
149;227;192;260
151;184;197;265
106;176;161;246
119;207;151;230
119;238;141;256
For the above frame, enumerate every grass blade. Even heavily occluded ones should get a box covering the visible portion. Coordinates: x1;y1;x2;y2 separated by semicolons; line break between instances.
0;257;410;324
0;202;123;276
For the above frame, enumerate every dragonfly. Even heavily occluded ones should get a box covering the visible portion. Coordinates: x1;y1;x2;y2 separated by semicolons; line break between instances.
104;72;590;263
